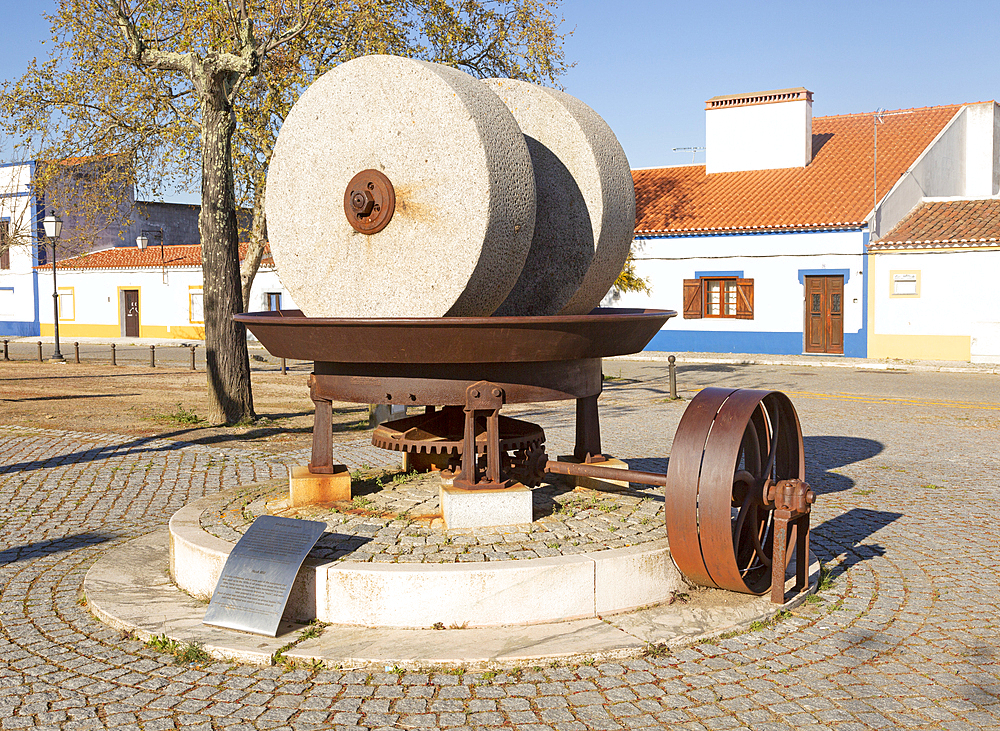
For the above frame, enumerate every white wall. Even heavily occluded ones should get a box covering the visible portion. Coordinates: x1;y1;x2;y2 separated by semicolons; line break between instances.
869;249;1000;362
706;98;812;174
608;229;866;353
876;103;1000;237
248;267;298;313
0;163;40;331
38;266;204;334
37;263;298;339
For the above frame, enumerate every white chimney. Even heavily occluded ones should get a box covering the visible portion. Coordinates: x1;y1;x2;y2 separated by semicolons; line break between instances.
705;88;813;174
964;101;1000;197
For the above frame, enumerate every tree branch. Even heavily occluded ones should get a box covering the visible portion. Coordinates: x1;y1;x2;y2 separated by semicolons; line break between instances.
106;0;190;73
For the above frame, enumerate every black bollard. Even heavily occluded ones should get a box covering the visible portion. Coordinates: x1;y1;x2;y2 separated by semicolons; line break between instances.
190;345;197;371
74;342;80;364
37;341;42;362
150;344;155;368
111;343;116;366
2;339;8;361
668;354;677;399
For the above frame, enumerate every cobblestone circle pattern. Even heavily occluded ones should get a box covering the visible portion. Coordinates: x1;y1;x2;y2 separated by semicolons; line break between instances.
201;479;665;564
2;366;999;730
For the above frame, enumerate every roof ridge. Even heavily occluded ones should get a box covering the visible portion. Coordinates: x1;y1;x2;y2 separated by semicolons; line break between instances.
815;102;966;122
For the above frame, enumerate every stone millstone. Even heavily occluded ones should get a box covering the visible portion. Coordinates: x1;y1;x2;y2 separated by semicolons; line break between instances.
266;55;536;318
485;79;636;316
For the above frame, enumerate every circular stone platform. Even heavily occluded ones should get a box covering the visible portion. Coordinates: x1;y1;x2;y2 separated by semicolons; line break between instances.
169;477;687;629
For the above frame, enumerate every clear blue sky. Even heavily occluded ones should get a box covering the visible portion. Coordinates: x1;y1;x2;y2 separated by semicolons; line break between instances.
4;1;1000;195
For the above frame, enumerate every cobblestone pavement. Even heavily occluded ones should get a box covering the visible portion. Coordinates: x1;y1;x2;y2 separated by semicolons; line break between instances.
203;478;664;564
2;364;999;730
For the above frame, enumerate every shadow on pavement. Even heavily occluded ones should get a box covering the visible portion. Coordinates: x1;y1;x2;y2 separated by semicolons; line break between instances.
812;507;903;578
805;435;884;494
3;393;140;402
0;531;117;565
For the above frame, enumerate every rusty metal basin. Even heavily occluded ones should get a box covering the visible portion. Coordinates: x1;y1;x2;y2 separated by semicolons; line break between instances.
234;308;675;365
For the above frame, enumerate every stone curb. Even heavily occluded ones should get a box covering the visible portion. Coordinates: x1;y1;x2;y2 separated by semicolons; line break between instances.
170;487;685;628
85;529;818;669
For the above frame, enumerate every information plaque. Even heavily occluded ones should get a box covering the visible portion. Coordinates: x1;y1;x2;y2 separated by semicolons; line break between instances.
203;515;327;637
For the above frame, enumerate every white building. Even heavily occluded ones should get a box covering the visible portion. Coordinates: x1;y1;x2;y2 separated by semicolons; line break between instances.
618;88;999;360
0;157;201;337
0;162;45;336
868;199;1000;363
34;244;294;340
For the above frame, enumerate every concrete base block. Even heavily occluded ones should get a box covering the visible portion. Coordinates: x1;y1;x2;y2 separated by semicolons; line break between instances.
289;464;351;507
556;455;630;492
440;483;533;529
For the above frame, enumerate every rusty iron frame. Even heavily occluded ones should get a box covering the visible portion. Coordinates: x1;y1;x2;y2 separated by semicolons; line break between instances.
237;309;816;602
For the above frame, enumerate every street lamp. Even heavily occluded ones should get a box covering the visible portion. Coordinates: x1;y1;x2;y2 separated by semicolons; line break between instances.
136;229;166;283
42;212;64;362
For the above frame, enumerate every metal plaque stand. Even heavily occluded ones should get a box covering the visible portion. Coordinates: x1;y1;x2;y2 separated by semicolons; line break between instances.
203;515;326;637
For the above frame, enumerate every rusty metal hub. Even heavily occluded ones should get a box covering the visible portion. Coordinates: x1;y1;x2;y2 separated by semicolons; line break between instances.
344;169;395;234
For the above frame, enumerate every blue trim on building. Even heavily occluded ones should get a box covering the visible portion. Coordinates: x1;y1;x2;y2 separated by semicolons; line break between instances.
843;332;865;358
644;329;803;355
797;268;851;284
694;270;744;278
645;329;870;357
0;320;41;337
854;230;870;358
30;174;42;335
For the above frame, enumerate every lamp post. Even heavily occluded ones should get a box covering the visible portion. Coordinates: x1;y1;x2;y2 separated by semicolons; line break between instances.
42;212;64;362
136;229;165;283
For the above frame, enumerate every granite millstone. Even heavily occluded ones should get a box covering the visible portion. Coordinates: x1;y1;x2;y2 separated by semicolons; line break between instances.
486;78;636;316
267;55;536;318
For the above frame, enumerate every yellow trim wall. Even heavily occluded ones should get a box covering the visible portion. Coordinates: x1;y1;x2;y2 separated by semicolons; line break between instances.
40;323;206;339
869;333;971;361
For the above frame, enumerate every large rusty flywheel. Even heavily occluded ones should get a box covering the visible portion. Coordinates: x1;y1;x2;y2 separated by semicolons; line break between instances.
666;388;807;595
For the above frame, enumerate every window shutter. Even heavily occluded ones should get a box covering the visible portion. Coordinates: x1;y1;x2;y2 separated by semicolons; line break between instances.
735;278;754;319
683;279;703;319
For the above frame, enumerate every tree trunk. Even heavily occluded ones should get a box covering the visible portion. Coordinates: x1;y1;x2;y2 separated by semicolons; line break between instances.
200;73;255;425
240;174;269;310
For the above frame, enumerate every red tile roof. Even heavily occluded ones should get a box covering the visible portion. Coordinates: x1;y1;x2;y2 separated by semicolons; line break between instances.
35;243;272;270
633;104;963;235
870;198;1000;249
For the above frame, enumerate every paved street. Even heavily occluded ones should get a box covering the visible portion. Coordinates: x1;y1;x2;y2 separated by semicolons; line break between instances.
1;359;998;730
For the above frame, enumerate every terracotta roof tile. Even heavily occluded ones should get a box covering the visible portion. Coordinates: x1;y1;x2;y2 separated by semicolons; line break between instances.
634;104;962;235
35;243;271;270
870;198;1000;249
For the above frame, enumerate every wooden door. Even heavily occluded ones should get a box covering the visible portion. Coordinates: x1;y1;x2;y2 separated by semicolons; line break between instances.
804;276;844;354
123;290;140;338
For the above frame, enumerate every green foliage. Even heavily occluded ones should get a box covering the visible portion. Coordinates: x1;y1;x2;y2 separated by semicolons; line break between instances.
748;609;791;632
145;633;210;665
612;249;652;297
161;403;205;425
817;563;835;592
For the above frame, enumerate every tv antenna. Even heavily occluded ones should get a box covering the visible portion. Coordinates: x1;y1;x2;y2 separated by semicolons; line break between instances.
673;146;705;163
871;108;915;238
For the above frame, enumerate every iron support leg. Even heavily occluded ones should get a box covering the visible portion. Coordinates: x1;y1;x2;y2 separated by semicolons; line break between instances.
771;510;791;605
574;393;604;463
308;374;335;474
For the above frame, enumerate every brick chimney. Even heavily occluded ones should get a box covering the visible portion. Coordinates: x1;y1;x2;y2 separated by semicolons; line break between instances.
705;88;813;174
